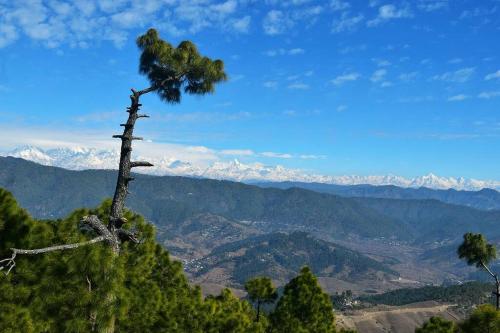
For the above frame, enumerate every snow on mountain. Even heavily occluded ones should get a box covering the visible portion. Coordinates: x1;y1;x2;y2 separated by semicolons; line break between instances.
2;146;500;191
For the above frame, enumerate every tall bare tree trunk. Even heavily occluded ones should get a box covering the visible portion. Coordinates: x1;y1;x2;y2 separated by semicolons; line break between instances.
99;88;154;333
495;280;499;311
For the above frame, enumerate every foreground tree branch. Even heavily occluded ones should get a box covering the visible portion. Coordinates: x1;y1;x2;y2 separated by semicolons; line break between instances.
0;236;106;275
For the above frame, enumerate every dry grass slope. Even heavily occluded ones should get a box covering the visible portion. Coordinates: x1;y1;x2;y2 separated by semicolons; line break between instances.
336;301;460;333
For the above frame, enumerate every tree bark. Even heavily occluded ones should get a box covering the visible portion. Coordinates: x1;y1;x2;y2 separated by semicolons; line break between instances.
480;261;499;310
495;278;500;311
256;300;261;322
109;88;153;240
101;87;154;333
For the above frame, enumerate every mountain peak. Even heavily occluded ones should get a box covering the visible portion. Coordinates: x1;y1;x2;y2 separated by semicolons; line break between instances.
2;145;499;191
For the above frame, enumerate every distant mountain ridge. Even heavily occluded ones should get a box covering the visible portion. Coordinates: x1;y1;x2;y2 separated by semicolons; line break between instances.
1;156;500;245
3;156;500;289
3;145;500;191
255;182;500;211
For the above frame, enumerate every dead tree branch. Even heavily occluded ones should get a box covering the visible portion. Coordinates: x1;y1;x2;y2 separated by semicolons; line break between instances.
0;236;106;275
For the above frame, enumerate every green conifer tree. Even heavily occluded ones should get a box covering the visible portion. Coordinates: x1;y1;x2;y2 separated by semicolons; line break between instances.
459;304;500;333
458;233;499;310
202;289;266;333
270;266;336;333
245;276;278;322
415;316;457;333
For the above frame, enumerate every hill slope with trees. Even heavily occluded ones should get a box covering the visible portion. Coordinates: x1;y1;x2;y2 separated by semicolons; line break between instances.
256;182;500;211
189;231;397;287
0;188;346;333
2;157;500;245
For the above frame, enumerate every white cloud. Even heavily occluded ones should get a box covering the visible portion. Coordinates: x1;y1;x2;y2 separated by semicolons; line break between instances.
432;67;475;83
331;72;360;85
372;58;391;67
263;81;278;88
287;82;309;90
485;70;500;81
299;154;327;159
265;48;305;56
220;149;255;156
75;111;121;122
417;0;448;12
0;0;250;49
367;4;412;27
261;151;293;159
279;0;314;6
229;15;251;33
399;71;418;81
211;0;237;15
297;5;323;17
447;94;469;102
330;0;350;11
370;69;387;82
230;74;245;82
288;48;305;55
336;105;348;112
0;24;18;47
332;12;364;33
262;10;293;35
0;125;218;166
478;91;500;99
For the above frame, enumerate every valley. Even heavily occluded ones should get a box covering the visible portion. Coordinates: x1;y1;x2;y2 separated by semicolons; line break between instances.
1;156;498;298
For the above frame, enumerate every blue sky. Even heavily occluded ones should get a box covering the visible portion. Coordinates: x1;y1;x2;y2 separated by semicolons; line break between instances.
0;0;499;180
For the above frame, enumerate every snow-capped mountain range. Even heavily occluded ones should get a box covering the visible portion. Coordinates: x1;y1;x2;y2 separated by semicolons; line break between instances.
3;145;500;191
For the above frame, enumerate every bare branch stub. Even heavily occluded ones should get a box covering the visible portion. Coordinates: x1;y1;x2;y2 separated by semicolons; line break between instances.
0;236;107;275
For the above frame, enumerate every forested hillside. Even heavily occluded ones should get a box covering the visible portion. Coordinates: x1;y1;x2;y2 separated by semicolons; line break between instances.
2;157;500;245
359;282;494;308
0;188;341;332
189;232;397;286
0;157;407;239
256;182;500;211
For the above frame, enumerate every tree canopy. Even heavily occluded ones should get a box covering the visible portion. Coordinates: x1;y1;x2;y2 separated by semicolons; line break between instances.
459;304;500;333
415;316;457;333
0;189;352;333
270;266;336;333
137;28;227;103
245;276;278;321
458;233;497;268
457;232;499;310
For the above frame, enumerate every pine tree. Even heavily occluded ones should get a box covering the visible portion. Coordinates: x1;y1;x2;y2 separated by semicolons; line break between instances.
270;266;336;333
415;316;456;333
202;289;266;333
0;190;227;332
459;304;500;333
244;276;278;322
457;233;499;310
